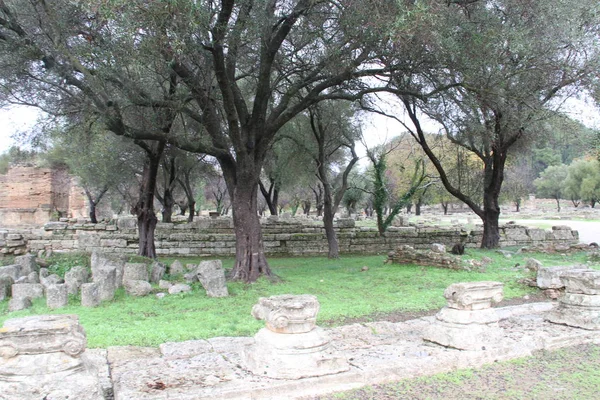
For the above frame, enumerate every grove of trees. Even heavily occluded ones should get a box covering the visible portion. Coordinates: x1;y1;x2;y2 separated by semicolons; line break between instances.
1;0;599;282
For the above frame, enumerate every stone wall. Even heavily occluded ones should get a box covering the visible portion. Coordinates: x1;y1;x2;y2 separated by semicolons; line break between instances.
0;217;580;257
0;165;87;226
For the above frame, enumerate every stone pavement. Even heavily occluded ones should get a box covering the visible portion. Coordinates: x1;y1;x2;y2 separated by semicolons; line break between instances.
2;302;600;400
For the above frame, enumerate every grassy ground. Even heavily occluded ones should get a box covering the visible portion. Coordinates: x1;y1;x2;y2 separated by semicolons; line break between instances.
0;250;595;348
311;343;600;400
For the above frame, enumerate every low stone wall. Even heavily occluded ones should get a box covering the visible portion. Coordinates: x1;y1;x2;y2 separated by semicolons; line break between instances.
0;217;580;257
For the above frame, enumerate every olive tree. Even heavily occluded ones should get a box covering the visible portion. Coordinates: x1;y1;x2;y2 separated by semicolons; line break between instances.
384;0;600;247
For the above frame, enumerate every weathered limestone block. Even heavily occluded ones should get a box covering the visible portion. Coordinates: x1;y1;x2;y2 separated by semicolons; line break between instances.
525;258;542;272
159;280;172;289
244;294;348;379
444;281;504;310
0;315;105;400
430;243;446;253
184;270;199;283
0;275;13;301
423;281;504;350
536;265;589;289
81;283;100;307
40;273;63;288
91;251;127;287
15;253;38;276
92;266;117;302
0;264;21;281
196;260;229;298
12;283;44;300
252;294;319;334
335;218;355;228
123;280;152;297
150;261;166;283
116;217;137;229
8;296;33;312
27;271;40;283
547;270;600;330
46;284;68;309
168;283;191;294
122;262;149;282
65;266;89;295
560;270;600;295
169;260;185;275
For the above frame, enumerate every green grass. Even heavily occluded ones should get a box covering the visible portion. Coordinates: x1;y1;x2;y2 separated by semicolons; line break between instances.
0;250;594;348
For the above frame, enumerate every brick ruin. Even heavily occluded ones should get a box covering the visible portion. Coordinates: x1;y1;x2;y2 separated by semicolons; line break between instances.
0;165;87;226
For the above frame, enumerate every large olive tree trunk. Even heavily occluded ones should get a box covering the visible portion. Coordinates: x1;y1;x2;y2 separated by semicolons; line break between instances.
134;141;165;258
222;157;274;282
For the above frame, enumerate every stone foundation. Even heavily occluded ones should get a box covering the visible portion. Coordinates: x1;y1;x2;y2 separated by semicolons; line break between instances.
0;217;580;258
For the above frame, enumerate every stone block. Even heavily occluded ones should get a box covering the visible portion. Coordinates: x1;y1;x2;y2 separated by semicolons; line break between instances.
116;217;137;229
123;280;152;297
169;260;185;275
158;280;172;289
444;281;504;310
536;265;589;289
65;266;90;295
81;283;100;307
430;243;446;253
560;270;600;295
40;273;63;288
14;254;38;276
44;222;68;230
150;261;166;283
423;318;503;351
243;327;349;379
525;258;542;272
0;275;13;301
46;284;68;309
100;239;127;248
78;232;101;248
93;266;117;302
168;283;191;294
122;263;149;282
8;296;32;312
0;264;21;281
252;294;319;334
12;283;44;300
196;260;228;298
91;251;126;287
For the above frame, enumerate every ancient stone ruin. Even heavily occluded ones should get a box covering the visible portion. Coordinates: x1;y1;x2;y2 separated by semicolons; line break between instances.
0;251;232;312
387;244;466;270
2;285;600;399
0;314;109;399
0;165;87;228
423;281;505;350
243;294;349;379
546;269;600;330
0;217;580;257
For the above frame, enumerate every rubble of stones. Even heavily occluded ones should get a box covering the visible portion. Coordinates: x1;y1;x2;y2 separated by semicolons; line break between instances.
0;251;228;312
386;243;490;271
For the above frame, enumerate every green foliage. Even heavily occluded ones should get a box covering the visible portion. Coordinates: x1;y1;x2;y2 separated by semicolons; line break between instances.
534;164;569;210
0;146;38;174
369;149;427;235
1;251;591;348
46;252;91;278
565;158;600;207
